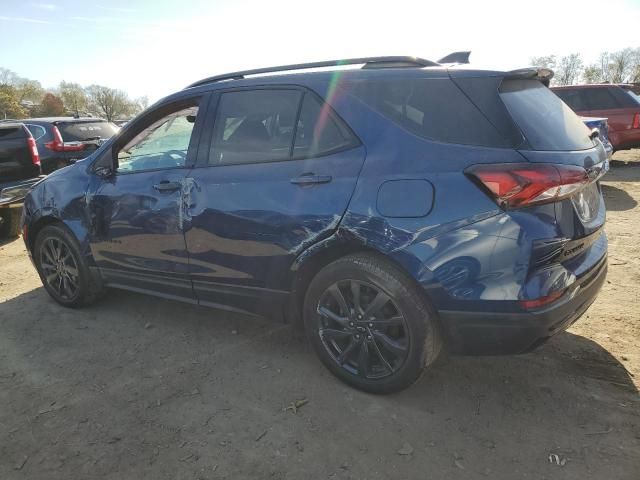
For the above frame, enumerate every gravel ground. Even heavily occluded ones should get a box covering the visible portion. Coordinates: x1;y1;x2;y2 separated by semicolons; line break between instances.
0;152;638;480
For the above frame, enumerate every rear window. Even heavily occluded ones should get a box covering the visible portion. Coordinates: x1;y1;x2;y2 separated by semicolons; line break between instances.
500;80;593;151
0;125;27;140
349;78;510;148
58;121;119;142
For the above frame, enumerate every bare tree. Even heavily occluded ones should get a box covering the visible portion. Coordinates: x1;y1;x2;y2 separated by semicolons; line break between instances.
608;48;636;83
86;85;133;121
59;81;88;116
530;55;557;70
0;67;19;86
555;53;584;86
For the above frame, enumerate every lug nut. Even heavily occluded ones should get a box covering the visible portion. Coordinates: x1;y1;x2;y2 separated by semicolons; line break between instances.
355;334;360;339
368;323;373;328
367;335;372;340
357;314;362;320
349;322;354;327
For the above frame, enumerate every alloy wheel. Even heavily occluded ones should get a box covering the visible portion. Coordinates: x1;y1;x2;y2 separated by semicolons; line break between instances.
316;280;409;379
39;237;80;300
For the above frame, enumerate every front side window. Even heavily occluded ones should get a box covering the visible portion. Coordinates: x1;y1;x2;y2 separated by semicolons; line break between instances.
117;105;198;173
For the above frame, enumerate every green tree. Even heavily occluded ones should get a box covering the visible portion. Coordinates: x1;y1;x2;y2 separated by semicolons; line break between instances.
38;92;65;117
59;81;88;115
0;85;27;119
583;64;604;84
15;78;44;103
530;55;557;70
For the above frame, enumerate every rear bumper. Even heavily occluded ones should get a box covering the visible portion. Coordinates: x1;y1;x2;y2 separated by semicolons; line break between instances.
0;176;45;207
439;254;607;355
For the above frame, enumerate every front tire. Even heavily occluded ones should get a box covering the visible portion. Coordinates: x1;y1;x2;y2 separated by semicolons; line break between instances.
34;224;103;307
303;253;442;393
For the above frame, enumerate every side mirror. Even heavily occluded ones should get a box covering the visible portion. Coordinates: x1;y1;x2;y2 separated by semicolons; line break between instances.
94;165;113;178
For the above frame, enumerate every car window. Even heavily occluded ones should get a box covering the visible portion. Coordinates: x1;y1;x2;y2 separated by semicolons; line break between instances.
116;106;198;173
349;78;510;147
25;124;47;141
209;90;301;166
582;88;619;110
553;89;589;112
58;121;119;142
500;79;593;151
293;93;358;157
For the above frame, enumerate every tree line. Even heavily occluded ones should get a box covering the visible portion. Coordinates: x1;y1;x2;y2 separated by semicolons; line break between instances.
531;47;640;86
0;67;149;121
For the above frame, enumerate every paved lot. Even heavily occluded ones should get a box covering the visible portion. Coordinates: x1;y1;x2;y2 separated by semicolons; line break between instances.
0;153;638;479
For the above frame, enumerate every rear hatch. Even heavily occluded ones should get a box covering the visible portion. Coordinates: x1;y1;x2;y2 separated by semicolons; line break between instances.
453;71;608;303
0;123;41;183
54;120;119;161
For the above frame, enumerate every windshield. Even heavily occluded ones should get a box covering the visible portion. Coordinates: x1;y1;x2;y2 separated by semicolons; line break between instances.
500;80;594;151
58;121;119;142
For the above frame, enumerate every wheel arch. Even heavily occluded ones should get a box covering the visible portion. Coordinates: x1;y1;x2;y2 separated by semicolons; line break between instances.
285;231;440;330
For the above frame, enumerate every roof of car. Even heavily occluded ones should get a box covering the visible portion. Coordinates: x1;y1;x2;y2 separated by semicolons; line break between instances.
22;117;107;123
551;83;633;89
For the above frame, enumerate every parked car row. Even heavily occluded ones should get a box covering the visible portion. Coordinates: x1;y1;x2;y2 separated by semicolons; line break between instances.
20;56;610;392
552;83;640;152
0;116;119;237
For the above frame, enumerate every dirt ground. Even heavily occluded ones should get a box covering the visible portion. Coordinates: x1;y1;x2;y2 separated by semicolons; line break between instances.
0;153;638;480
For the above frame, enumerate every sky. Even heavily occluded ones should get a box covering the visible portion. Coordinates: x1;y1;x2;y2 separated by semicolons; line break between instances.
0;0;639;102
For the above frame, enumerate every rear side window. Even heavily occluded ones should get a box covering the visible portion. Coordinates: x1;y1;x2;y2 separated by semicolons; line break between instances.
619;86;640;105
209;89;358;166
349;78;509;147
581;88;620;110
293;93;357;157
58;121;119;142
500;80;593;151
25;124;46;141
553;89;589;111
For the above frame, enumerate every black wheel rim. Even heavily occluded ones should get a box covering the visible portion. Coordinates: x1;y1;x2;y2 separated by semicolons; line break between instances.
39;237;79;300
316;280;409;379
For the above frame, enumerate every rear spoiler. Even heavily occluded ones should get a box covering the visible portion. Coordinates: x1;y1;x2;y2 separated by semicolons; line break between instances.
438;51;471;65
506;67;555;87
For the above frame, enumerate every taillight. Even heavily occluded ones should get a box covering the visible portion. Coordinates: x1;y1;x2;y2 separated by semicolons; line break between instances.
633;113;640;129
44;126;85;152
465;163;590;209
27;136;40;166
519;288;566;310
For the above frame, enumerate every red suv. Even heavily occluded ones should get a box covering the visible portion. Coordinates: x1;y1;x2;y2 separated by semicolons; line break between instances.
552;84;640;152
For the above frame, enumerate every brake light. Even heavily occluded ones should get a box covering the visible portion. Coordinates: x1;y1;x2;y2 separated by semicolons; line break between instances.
44;126;85;152
519;289;566;310
27;136;40;166
633;113;640;129
465;163;590;209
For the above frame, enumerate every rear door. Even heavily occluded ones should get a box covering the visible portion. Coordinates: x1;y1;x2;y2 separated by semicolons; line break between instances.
184;87;364;316
499;79;607;241
0;124;38;183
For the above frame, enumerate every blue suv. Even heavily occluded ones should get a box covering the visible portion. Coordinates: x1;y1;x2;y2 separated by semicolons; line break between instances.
22;56;608;393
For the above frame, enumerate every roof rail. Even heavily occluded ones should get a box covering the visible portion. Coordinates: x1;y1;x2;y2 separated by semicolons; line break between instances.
186;56;439;89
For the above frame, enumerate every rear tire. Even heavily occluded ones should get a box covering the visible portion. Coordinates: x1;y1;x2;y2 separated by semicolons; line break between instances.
34;224;103;307
0;207;22;238
303;253;442;393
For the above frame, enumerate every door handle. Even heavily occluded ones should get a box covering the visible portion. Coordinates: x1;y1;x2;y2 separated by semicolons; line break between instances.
153;181;182;192
290;174;332;186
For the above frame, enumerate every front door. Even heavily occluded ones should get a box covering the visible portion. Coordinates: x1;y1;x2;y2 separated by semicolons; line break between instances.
89;96;205;301
184;87;364;316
